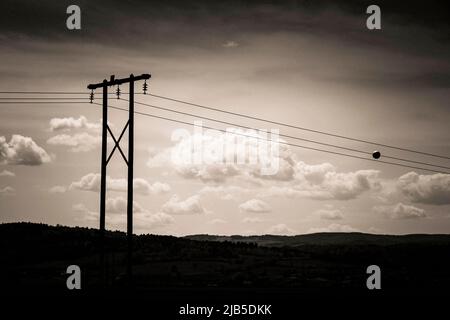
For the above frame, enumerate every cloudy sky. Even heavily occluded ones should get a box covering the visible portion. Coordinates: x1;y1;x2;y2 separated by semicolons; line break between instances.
1;0;449;235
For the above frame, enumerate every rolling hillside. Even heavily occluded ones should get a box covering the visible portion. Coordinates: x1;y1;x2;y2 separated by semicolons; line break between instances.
1;222;449;297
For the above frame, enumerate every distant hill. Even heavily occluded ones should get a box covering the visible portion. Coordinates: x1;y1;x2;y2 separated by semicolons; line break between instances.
1;222;450;297
185;232;450;247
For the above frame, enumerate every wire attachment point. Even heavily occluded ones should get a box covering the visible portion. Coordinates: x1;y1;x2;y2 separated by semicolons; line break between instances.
143;80;148;95
116;85;121;99
89;90;94;104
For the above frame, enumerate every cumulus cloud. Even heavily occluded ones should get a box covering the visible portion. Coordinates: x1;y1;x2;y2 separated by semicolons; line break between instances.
374;202;426;219
222;40;239;48
105;197;145;214
0;170;15;177
49;185;67;193
316;208;344;220
207;218;227;225
73;200;174;230
146;131;380;202
242;217;264;223
199;185;251;200
318;170;380;200
73;203;97;220
176;162;241;183
147;129;284;183
0;186;15;196
145;128;382;203
239;199;272;213
307;223;360;233
138;212;175;230
0;135;51;165
146;147;171;168
397;172;450;205
47;132;101;152
47;116;107;152
162;195;206;215
266;223;295;235
49;116;101;132
69;173;171;195
261;166;380;201
134;179;171;194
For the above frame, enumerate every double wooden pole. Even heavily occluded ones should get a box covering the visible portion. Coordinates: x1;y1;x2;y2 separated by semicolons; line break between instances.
87;73;151;284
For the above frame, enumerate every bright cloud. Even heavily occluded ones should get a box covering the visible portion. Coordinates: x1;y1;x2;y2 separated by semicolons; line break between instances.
199;185;251;201
316;208;344;220
73;199;174;230
0;170;15;177
69;173;171;195
374;202;426;219
261;167;380;201
307;223;360;233
0;186;15;196
147;134;380;202
266;223;295;235
0;135;51;165
239;199;272;213
242;217;264;223
207;218;227;225
47;132;101;152
49;116;101;132
105;196;145;214
162;194;206;215
147;129;284;183
397;172;450;205
222;40;239;48
49;185;67;193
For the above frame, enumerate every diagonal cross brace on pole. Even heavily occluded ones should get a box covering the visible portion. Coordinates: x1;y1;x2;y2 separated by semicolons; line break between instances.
106;122;129;165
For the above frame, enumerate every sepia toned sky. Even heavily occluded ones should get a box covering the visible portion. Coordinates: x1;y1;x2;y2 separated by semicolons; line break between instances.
1;0;449;235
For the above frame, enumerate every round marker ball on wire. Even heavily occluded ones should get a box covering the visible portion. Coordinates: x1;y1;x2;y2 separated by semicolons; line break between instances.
372;151;381;159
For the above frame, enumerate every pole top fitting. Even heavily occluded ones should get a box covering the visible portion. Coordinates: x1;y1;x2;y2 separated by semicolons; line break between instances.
88;73;151;90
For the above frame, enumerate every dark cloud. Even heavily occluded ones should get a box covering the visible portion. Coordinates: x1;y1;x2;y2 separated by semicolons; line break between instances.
1;1;449;44
321;70;450;90
2;0;449;86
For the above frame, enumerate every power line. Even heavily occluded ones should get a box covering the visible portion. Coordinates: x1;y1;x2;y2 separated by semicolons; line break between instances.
0;97;97;100
128;99;370;155
0;91;144;95
91;102;448;174
0;91;88;94
0;97;446;172
0;101;90;104
2;91;449;163
128;98;450;171
147;93;450;160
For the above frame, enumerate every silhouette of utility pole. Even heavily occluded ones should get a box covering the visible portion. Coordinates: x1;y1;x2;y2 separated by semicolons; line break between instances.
87;73;151;284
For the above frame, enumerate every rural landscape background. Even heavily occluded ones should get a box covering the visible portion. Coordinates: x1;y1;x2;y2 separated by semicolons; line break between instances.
1;222;449;298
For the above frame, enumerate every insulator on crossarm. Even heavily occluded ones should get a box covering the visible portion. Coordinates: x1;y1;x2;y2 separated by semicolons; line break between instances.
143;80;148;95
89;90;94;104
116;86;121;99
